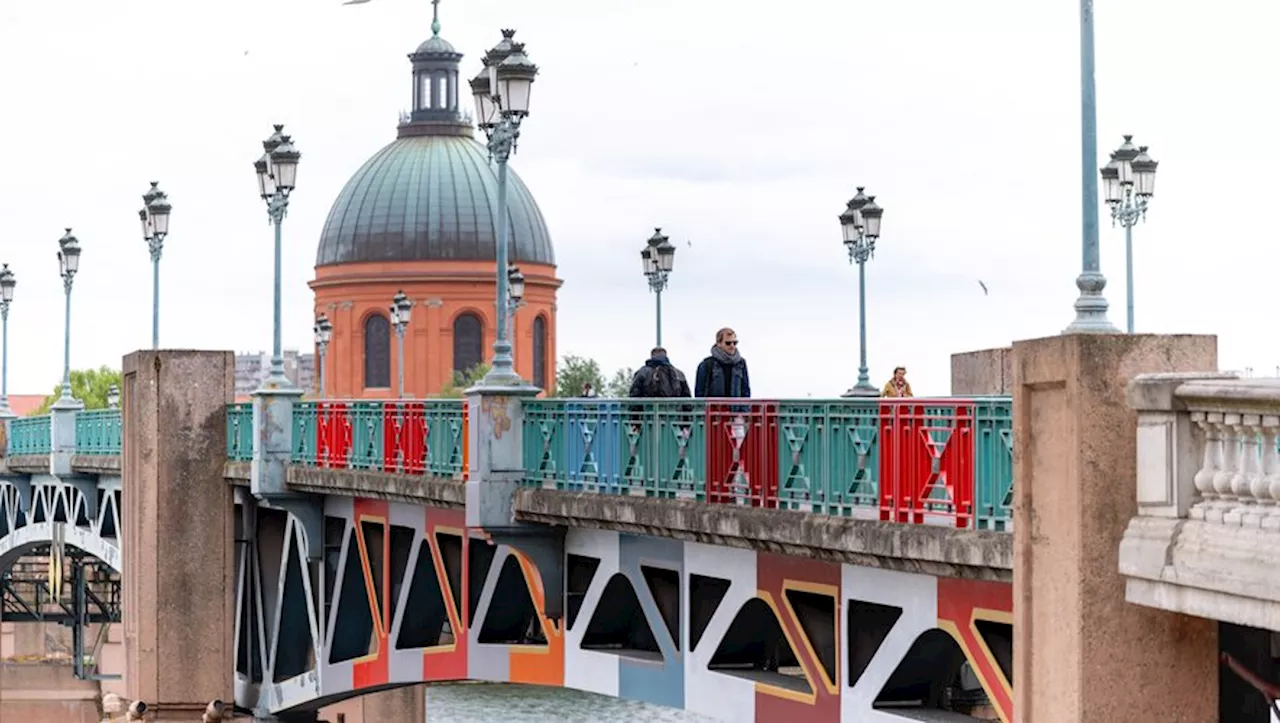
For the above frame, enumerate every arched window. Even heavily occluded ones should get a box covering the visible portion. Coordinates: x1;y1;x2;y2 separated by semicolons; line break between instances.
532;316;547;390
364;313;391;388
453;313;484;375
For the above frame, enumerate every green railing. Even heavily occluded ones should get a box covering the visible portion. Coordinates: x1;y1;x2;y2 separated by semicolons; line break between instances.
521;397;1016;530
226;403;254;461
74;409;122;455
289;400;468;477
8;414;52;456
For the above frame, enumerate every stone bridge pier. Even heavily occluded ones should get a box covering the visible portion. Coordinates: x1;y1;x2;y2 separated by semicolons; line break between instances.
119;350;424;723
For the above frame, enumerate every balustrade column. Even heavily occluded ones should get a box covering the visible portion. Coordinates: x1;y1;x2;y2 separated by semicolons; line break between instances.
1245;415;1280;528
1190;412;1220;520
1225;414;1263;525
1208;413;1240;523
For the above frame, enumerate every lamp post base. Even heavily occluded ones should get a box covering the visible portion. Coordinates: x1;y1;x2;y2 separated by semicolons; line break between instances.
0;399;16;420
842;383;880;399
50;394;84;411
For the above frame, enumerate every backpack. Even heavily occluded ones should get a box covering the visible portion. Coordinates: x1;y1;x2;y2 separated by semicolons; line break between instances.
644;364;681;398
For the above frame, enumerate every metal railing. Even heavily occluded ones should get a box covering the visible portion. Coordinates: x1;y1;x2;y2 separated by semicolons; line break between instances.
521;397;1014;530
8;415;51;456
226;403;253;461
74;409;122;456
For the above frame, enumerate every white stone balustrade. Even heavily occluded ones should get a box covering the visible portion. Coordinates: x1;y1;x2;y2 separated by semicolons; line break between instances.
1121;371;1280;631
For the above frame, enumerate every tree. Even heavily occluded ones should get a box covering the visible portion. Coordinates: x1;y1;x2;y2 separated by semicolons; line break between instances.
605;367;635;398
436;363;491;398
34;366;122;415
553;355;604;398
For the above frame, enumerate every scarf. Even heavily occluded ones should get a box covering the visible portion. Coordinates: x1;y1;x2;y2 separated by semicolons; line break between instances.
710;345;741;365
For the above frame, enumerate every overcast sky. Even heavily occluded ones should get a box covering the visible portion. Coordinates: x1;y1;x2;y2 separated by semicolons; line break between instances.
0;0;1276;398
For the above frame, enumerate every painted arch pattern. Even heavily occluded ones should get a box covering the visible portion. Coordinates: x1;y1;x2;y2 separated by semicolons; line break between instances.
0;474;122;573
233;493;1014;722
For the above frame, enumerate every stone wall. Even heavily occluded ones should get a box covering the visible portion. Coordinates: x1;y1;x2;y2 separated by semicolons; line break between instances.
951;346;1012;395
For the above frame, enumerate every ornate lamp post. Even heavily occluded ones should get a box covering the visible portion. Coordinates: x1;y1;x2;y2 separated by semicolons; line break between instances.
838;188;884;397
506;264;525;367
138;182;172;349
314;313;332;398
1100;135;1158;334
470;29;538;387
1064;0;1118;333
252;125;301;389
390;291;413;398
55;229;82;406
107;384;120;410
640;228;676;347
0;264;15;419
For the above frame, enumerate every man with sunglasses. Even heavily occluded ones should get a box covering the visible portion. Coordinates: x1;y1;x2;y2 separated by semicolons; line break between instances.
695;327;751;399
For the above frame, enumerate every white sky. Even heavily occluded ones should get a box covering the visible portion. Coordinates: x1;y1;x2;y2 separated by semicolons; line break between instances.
1;0;1277;398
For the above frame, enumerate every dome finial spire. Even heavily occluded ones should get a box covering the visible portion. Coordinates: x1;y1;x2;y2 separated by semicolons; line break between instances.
430;0;441;36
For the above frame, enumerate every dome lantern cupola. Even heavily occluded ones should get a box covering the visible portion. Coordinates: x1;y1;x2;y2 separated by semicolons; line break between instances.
404;0;466;133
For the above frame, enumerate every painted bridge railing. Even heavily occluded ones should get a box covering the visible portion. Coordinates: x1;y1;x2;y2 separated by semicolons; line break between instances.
225;400;469;479
75;409;122;455
521;397;1015;531
8;414;52;456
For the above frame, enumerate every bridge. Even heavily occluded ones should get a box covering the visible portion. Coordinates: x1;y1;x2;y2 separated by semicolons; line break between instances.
1;338;1276;723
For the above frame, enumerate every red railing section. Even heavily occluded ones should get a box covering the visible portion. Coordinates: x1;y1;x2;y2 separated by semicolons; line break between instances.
705;402;780;506
879;402;975;528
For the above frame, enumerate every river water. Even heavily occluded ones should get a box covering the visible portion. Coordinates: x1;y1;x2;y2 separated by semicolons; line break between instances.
423;683;717;722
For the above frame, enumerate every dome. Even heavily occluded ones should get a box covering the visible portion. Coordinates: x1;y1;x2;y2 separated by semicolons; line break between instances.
315;134;555;268
414;35;456;55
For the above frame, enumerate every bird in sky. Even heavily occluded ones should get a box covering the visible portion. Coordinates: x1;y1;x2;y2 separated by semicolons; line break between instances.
978;280;989;296
342;0;373;5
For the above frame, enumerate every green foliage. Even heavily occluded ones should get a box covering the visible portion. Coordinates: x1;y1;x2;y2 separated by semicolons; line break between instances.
34;366;122;415
553;355;605;398
435;363;491;398
605;367;634;398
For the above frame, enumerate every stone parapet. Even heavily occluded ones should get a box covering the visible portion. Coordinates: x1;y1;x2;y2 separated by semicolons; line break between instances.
512;488;1012;581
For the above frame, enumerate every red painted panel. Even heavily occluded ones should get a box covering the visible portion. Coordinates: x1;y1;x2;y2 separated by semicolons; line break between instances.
318;402;352;469
383;403;428;474
879;401;975;528
754;553;842;723
352;498;390;690
937;577;1014;722
706;402;779;507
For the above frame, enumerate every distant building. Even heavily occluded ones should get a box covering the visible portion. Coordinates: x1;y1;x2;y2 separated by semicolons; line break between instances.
234;351;315;396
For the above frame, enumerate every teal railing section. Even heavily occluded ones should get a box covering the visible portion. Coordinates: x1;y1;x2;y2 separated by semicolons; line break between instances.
8;414;52;457
226;403;254;461
74;409;122;455
521;397;1015;530
289;400;468;478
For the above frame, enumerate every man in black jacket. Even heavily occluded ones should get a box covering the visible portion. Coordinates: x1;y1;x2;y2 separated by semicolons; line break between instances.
695;327;751;398
628;347;692;398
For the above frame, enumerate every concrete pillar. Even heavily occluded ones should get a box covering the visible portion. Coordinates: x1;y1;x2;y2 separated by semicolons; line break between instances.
951;346;1012;396
1012;334;1219;722
317;685;426;722
121;350;236;721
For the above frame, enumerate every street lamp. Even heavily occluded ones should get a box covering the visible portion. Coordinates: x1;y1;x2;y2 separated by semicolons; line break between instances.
1064;0;1118;333
107;384;120;410
1101;135;1158;334
640;228;676;346
470;29;538;387
252;125;301;389
506;264;525;369
839;188;885;397
0;264;15;419
139;182;172;349
314;313;332;398
55;229;82;406
390;291;413;398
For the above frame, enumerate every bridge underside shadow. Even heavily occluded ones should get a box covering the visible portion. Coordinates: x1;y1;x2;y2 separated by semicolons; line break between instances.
232;492;1015;722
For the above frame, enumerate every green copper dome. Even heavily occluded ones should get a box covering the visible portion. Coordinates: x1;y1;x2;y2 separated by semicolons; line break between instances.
316;12;554;269
316;134;554;267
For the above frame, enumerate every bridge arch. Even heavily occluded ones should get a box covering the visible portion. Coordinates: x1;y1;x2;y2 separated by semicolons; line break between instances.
0;474;122;573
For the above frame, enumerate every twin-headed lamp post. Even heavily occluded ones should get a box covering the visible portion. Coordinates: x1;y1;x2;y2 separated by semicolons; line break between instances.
55;230;82;407
252;125;301;390
838;188;884;397
469;29;538;387
314;313;332;398
0;264;15;418
640;228;675;347
1100;135;1158;334
138;182;172;349
390;291;412;398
